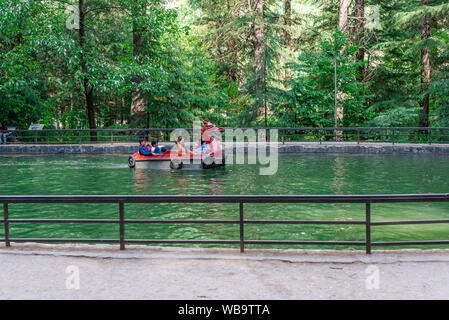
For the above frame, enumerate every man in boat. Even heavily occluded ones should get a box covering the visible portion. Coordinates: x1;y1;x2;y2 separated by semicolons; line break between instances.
201;121;224;158
201;121;224;143
138;138;153;156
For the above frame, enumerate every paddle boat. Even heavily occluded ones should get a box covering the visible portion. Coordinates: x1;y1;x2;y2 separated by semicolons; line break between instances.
127;148;225;170
128;122;226;170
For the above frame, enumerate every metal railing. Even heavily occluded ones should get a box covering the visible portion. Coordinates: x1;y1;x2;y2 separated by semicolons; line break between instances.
2;127;449;145
278;127;449;145
1;194;449;254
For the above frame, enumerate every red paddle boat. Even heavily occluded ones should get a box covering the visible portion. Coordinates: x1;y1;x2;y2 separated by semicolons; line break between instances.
128;123;226;170
127;149;225;170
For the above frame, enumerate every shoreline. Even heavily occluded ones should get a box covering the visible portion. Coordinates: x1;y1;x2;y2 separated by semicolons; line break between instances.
1;141;449;155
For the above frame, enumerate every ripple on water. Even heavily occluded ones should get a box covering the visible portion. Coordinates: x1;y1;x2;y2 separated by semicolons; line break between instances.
1;153;448;248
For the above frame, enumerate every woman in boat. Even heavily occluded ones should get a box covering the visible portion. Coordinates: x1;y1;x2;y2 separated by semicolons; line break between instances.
174;136;193;156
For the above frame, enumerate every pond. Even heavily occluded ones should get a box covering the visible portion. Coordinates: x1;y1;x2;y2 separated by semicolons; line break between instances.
1;153;448;249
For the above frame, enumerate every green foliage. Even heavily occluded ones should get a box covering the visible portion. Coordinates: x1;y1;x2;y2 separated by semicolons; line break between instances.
0;79;45;127
429;29;449;126
143;37;232;128
273;30;372;127
0;0;449;129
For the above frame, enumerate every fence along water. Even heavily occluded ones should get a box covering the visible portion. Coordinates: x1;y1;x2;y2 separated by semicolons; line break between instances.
1;194;449;254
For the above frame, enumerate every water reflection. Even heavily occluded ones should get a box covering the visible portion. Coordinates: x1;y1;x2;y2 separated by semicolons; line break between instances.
132;167;225;196
330;156;347;194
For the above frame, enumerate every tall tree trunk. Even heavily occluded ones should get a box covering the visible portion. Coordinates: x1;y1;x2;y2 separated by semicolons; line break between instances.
253;0;265;124
121;97;125;125
354;0;365;82
227;40;238;82
284;0;291;85
335;0;351;137
338;0;351;33
60;105;66;129
130;15;147;125
419;0;431;128
78;0;97;141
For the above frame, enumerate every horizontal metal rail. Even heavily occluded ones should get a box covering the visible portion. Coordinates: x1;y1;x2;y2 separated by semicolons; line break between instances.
1;194;449;203
1;127;449;145
0;194;449;254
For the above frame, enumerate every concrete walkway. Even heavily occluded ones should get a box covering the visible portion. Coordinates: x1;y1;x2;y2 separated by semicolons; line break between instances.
1;243;449;299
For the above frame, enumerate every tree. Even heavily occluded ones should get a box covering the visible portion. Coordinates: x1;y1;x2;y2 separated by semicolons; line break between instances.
419;0;431;128
283;0;291;84
130;0;147;124
338;0;352;33
334;0;352;137
274;30;371;128
1;0;449;131
253;0;266;126
354;0;365;81
78;0;98;140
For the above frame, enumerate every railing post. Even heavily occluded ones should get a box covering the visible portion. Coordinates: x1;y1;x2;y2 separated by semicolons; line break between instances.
239;202;244;253
319;128;322;145
392;129;395;145
365;201;371;254
119;201;125;250
429;128;432;145
3;203;10;247
357;128;360;145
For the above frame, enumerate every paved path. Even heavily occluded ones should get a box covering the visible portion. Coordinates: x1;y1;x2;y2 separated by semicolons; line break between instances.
1;244;449;299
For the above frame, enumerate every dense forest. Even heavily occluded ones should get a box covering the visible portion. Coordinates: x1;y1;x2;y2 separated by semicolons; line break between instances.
0;0;448;132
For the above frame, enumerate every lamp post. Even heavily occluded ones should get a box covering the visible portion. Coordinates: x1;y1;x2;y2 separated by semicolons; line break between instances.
327;51;338;141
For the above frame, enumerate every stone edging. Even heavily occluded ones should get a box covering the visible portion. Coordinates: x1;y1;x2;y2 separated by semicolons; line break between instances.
1;143;449;154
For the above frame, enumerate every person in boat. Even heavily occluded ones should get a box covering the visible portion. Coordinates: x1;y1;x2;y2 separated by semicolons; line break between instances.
138;138;153;156
0;122;8;145
174;136;191;156
201;120;224;144
194;139;209;155
150;140;167;155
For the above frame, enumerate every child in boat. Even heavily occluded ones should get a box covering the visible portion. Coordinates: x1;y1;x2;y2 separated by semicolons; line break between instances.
194;139;209;155
150;140;167;155
138;138;153;156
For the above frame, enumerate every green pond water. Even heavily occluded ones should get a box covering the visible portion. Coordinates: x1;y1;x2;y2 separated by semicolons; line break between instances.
0;153;448;250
